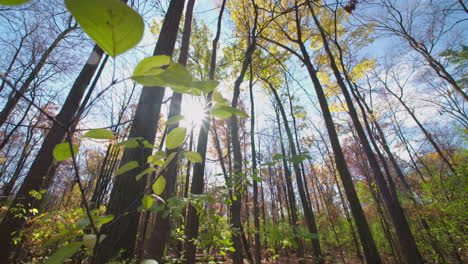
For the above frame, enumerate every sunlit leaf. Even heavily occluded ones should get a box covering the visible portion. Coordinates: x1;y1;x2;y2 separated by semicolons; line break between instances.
152;176;166;195
0;0;30;5
116;138;139;148
83;129;114;140
93;214;114;226
211;103;249;119
186;151;202;163
163;152;177;169
166;115;185;125
132;55;171;85
194;80;219;93
166;127;187;149
65;0;144;57
45;242;82;264
53;143;79;161
272;154;284;161
82;234;97;249
252;174;263;182
135;167;156;181
148;151;166;164
115;161;139;176
142;196;154;209
212;91;227;102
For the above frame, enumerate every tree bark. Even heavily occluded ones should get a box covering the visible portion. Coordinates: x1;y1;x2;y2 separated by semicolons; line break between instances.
0;43;104;264
182;0;227;261
287;5;382;263
270;85;323;264
145;0;195;259
96;0;185;261
248;63;262;264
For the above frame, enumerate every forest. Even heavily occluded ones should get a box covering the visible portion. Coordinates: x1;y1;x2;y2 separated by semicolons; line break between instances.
0;0;466;263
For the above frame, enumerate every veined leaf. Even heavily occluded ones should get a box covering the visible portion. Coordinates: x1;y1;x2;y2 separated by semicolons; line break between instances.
116;138;139;148
166;127;186;149
45;242;82;264
152;176;166;195
115;161;139;176
211;103;249;119
163;152;177;169
212;91;227;102
53;143;79;161
83;129;114;140
132;55;170;85
65;0;144;57
142;196;154;209
135;167;156;181
0;0;30;5
166;115;185;125
186;151;202;163
194;80;219;93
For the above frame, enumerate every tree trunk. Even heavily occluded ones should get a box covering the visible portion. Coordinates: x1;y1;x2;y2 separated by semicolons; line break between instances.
290;5;382;262
145;0;195;259
308;4;423;262
275;107;305;262
270;85;323;264
182;0;227;261
0;43;104;264
0;22;76;128
248;63;262;264
95;0;185;261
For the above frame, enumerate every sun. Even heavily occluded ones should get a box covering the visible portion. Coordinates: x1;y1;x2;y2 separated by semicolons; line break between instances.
182;98;207;126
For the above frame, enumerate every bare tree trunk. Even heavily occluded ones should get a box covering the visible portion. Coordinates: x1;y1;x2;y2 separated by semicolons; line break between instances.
182;0;227;262
275;107;305;262
286;5;382;262
308;3;423;262
145;0;195;259
248;63;262;264
0;21;76;128
228;6;258;262
0;40;105;263
270;85;323;264
95;0;185;261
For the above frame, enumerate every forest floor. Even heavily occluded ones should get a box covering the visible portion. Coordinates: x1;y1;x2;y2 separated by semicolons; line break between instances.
194;255;381;263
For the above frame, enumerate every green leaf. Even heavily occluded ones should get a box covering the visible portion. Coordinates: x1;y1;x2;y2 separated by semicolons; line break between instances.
137;63;195;91
53;143;79;161
115;161;139;176
142;196;154;209
158;64;193;89
172;87;203;96
186;151;202;163
166;115;185;125
166;127;187;149
132;55;171;85
152;176;166;195
148;151;166;164
65;0;144;57
252;174;263;182
163;152;177;169
135;167;156;181
141;139;155;149
83;129;114;140
272;154;285;161
0;0;30;5
93;214;114;226
194;80;219;93
211;103;249;119
212;91;227;102
76;218;90;228
45;242;82;264
116;138;139;148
